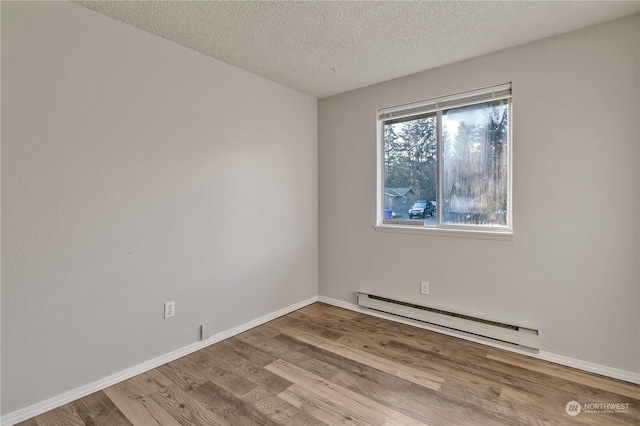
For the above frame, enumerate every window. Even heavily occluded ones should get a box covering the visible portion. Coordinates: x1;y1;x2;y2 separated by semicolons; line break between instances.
377;83;512;234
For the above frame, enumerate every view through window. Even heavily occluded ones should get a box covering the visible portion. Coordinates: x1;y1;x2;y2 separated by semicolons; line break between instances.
380;84;512;231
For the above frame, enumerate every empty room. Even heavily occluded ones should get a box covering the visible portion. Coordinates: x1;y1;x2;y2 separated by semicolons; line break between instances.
2;1;639;425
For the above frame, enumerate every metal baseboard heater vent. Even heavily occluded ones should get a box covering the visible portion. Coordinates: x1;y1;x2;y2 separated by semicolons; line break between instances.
357;292;541;350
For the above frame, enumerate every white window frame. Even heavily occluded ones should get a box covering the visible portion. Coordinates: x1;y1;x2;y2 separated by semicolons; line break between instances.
375;83;514;239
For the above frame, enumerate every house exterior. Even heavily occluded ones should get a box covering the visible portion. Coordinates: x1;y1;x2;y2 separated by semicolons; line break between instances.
384;187;416;214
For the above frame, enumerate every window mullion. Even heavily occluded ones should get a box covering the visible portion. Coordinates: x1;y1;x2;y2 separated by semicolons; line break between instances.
436;110;442;227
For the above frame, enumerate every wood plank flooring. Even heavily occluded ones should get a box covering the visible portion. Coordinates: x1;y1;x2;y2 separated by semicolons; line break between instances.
17;303;640;425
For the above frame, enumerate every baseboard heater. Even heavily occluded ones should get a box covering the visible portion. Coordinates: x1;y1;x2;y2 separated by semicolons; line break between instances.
357;292;541;350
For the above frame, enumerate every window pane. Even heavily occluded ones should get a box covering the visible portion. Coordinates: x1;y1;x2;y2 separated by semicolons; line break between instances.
441;101;509;226
383;115;437;223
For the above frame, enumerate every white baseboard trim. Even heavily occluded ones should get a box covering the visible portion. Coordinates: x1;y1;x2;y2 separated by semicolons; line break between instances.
1;296;318;426
317;295;640;385
534;351;640;384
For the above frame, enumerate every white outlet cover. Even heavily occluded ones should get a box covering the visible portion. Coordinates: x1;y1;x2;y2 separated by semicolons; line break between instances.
420;281;429;295
164;301;175;319
201;322;211;340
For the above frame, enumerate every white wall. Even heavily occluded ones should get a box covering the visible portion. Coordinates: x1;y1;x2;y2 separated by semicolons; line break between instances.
319;15;639;374
1;2;317;415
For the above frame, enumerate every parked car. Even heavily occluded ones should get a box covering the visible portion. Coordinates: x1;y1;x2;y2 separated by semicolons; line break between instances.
408;201;435;218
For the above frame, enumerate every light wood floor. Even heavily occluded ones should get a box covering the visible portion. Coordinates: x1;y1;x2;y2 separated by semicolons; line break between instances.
17;303;640;425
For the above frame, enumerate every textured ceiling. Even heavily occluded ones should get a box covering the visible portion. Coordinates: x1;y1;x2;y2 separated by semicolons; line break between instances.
75;1;640;98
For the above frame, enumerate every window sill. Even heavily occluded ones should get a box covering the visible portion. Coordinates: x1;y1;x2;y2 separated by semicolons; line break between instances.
373;224;515;241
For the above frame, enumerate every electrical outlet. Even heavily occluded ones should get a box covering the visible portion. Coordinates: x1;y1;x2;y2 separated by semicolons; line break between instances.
164;300;175;319
420;281;430;295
